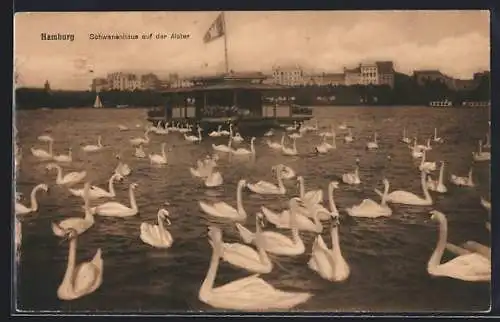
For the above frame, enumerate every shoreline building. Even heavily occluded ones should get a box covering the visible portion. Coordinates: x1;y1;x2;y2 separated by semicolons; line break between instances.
271;65;305;87
413;70;479;91
344;61;395;88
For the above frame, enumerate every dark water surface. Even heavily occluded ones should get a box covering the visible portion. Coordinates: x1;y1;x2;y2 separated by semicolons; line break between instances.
14;106;491;313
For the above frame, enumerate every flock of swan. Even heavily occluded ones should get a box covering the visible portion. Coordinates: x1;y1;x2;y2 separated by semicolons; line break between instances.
13;116;491;311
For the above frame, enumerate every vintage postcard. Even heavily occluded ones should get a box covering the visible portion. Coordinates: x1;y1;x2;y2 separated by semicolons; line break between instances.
13;11;491;313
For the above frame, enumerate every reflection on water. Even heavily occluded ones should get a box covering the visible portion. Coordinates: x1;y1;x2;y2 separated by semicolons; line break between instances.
15;106;490;312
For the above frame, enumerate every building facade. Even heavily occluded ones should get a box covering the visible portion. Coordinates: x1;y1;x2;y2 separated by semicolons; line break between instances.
106;72;141;91
376;61;395;88
360;63;378;85
271;65;304;86
140;73;161;90
344;66;361;86
90;77;109;92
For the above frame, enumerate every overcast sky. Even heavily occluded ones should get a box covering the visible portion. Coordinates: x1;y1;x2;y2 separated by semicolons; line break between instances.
14;11;490;90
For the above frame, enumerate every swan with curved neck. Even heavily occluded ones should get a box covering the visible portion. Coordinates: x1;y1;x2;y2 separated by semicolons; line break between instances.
15;183;48;215
199;179;247;221
315;136;330;154
427;161;447;193
232;131;244;143
82;136;103;152
450;167;474;187
347;179;392;218
401;127;411;144
473;140;490;161
427;210;490;282
130;129;151;146
220;213;273;274
114;155;131;177
282;137;298;156
46;163;87;186
366;132;378;149
53;182;95;237
411;138;424;158
235;197;305;256
69;173;123;200
231;137;256;156
308;215;350;282
296;180;338;221
31;140;54;160
264;128;274;137
344;128;353;143
218;123;232;136
261;197;323;233
433;127;444;143
342;159;361;185
149;143;168;165
53;147;72;163
140;208;173;248
57;228;103;300
185;127;203;142
274;164;296;180
247;164;285;195
212;132;233;152
204;169;223;188
89;183;139;217
198;226;312;310
266;133;285;150
375;170;433;206
208;125;223;137
483;132;491;149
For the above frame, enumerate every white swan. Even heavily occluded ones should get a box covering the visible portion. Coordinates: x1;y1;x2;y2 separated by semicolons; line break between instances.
297;180;339;221
219;123;232;136
56;228;103;301
301;120;319;133
427;210;490;282
447;241;491;261
185;127;202;143
247;164;285;195
411;138;424;159
401;127;411;144
416;138;431;151
319;124;335;137
37;135;54;142
220;213;273;274
231;137;256;156
198;226;312;311
427;161;447;193
338;122;347;130
205;170;223;188
134;145;146;158
480;197;491;212
232;132;244;143
212;135;233;153
267;133;285;150
347;178;392;218
308;216;350;282
199;179;247;221
285;121;298;132
46;163;87;186
53;147;72;163
31;140;54;160
190;158;215;179
282;137;298;156
15;183;48;215
235;199;305;256
154;122;168;135
297;176;323;205
82;136;103;152
450;167;474;187
472;140;490;162
114;155;131;177
149;142;168;165
52;182;95;237
261;197;323;233
68;173;123;200
118;124;129;131
264;128;274;137
89;183;139;217
342;159;361;185
433;127;444;143
418;150;437;172
209;125;223;137
483;132;491;149
274;164;296;180
288;132;302;140
140;208;174;248
344;128;353;143
315;136;331;154
130;129;151;146
366;132;378;150
375;170;432;206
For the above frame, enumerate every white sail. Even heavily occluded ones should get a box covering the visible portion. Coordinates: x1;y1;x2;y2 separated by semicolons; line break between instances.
94;94;103;108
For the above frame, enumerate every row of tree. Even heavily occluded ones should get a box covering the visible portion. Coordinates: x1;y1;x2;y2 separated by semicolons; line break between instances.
15;73;490;110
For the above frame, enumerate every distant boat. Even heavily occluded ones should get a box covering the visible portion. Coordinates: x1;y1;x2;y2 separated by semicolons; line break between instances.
94;94;103;108
429;99;452;107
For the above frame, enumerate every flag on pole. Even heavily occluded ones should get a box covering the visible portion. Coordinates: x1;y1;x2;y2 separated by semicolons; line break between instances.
203;13;225;43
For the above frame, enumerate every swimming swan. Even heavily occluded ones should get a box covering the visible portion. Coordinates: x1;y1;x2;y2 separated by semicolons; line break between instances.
114;155;131;177
427;161;447;193
418;150;437;172
342;159;361;185
56;228;103;301
53;147;72;163
274;164;296;180
130;129;151;146
308;216;350;282
220;213;273;274
208;125;223;137
427;210;490;282
347;178;392;218
68;173;123;200
267;133;285;150
375;170;432;206
472;140;490;162
46;163;87;186
198;226;312;311
401;127;411;144
231;137;256;156
205;170;223;188
31;140;54;160
140;208;174;248
149;142;168;165
90;183;139;217
212;134;233;153
282;137;298;156
247;164;285;195
261;197;323;233
199;179;247;221
450;167;474;187
433;128;444;143
82;136;103;152
15;183;48;215
134;145;146;158
185;127;203;143
366;132;378;150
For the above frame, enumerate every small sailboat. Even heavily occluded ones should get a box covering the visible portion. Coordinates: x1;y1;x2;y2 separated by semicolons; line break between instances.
93;94;103;109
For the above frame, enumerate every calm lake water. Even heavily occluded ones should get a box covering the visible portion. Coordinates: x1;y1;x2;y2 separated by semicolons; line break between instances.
14;106;491;313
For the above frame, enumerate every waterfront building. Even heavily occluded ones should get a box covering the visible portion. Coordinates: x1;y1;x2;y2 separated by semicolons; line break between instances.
376;61;395;88
140;73;161;91
271;65;305;87
91;77;109;92
106;72;141;91
413;70;479;91
344;66;362;86
360;62;378;85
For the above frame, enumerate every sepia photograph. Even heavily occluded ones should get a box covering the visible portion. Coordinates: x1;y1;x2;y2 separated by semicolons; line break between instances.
13;10;491;313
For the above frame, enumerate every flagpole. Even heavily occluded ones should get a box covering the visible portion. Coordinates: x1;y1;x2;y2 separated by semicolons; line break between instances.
222;11;229;74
